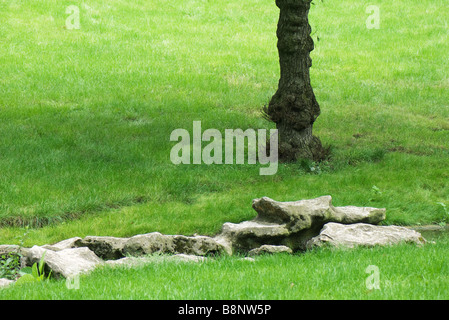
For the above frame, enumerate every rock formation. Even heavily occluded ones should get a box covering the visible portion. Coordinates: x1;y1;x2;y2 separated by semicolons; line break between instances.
214;195;387;253
0;195;427;287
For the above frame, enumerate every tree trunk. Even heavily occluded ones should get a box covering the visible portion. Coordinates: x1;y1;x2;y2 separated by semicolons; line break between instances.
265;0;326;162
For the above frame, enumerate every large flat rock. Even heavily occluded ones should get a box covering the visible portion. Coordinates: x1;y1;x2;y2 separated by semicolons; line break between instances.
214;221;290;253
41;237;82;251
306;222;426;249
123;232;227;257
26;246;103;279
74;236;128;260
73;233;229;260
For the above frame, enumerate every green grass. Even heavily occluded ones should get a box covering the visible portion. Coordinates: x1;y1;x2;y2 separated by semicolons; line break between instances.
2;237;449;299
0;0;448;299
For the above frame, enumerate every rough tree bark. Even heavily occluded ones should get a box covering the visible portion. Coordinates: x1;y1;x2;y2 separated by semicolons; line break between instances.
265;0;327;162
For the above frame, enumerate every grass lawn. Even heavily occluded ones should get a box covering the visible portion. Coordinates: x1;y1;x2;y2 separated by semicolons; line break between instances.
1;0;448;299
2;235;449;300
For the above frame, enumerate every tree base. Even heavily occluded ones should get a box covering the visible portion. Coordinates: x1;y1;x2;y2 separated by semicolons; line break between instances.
265;0;327;164
277;125;329;163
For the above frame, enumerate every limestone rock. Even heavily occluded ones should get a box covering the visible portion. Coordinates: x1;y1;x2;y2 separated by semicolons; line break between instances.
122;232;175;256
1;245;19;256
73;232;229;260
214;221;290;253
333;205;386;225
123;232;228;257
252;196;386;232
42;237;82;251
26;246;103;279
252;196;335;232
171;235;227;256
217;195;386;252
0;245;28;268
306;222;426;249
0;195;419;279
0;244;29;257
248;245;292;256
0;278;15;288
74;236;129;260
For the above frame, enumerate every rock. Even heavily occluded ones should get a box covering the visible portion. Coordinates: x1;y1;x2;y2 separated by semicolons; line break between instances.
218;195;386;252
0;245;29;268
333;205;386;225
0;244;29;257
220;221;290;239
306;222;426;249
0;195;416;278
124;233;228;257
74;236;129;260
0;194;427;283
0;245;18;256
248;245;292;256
214;221;290;254
73;232;229;260
0;278;15;288
26;246;103;279
211;236;233;256
252;196;386;232
172;235;228;256
42;237;82;251
123;232;175;256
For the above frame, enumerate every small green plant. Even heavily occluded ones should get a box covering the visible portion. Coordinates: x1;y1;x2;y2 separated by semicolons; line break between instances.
0;227;30;280
0;252;21;280
15;251;52;286
437;202;448;225
437;202;448;215
369;185;383;202
299;159;322;175
371;185;382;195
